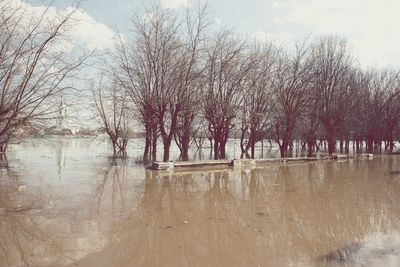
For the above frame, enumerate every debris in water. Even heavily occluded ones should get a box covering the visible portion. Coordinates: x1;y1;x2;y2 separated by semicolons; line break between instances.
18;185;27;192
320;242;362;263
386;170;400;175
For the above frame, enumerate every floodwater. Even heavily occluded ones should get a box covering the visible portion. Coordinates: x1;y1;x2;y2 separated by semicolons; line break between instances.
1;138;400;267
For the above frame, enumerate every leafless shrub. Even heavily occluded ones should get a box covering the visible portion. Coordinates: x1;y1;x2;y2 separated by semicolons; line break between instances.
93;77;130;158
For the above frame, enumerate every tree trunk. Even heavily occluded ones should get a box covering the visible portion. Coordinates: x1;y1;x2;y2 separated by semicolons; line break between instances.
388;130;394;153
250;140;255;159
306;138;314;157
112;142;117;157
279;140;288;158
0;152;8;168
163;140;171;162
327;137;335;155
180;136;190;161
249;130;256;159
301;141;306;150
117;138;128;158
0;143;7;153
143;128;151;162
220;140;227;159
213;140;219;160
151;125;157;161
181;149;189;161
160;122;173;162
240;129;247;156
366;137;373;153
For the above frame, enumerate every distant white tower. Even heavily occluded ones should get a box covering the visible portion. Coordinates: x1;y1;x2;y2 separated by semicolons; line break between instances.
57;96;66;130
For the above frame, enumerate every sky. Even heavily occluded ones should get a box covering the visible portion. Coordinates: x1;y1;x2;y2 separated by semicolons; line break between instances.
20;0;400;68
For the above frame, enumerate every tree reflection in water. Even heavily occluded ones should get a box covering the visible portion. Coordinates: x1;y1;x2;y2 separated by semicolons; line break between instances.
74;158;400;267
0;157;141;267
0;168;74;266
2;154;400;266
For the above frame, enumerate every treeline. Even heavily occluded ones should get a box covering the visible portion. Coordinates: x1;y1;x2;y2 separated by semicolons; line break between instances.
93;5;400;162
0;1;398;162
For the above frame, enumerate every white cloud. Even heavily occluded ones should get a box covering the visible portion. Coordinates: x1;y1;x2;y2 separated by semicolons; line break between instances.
65;8;116;51
4;0;116;52
159;0;189;9
273;0;400;67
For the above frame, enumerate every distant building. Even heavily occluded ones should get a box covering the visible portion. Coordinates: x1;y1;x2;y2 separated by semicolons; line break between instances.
45;96;74;135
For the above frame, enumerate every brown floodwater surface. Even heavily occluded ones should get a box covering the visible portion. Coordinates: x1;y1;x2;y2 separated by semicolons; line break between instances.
1;138;400;267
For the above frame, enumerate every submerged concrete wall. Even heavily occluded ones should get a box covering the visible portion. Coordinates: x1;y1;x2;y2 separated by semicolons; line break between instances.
148;154;374;171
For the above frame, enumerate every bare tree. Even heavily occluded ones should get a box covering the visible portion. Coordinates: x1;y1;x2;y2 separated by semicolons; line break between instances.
378;70;400;152
345;68;400;153
343;69;369;152
173;5;209;161
362;69;392;152
311;36;354;155
105;6;400;161
114;7;174;162
203;31;252;159
116;5;208;162
272;42;312;158
93;77;130;158
239;41;278;158
0;1;88;152
298;76;323;157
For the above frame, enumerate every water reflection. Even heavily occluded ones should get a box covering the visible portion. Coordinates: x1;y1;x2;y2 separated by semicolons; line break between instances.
0;167;74;266
70;159;400;267
0;143;143;267
94;160;133;218
1;138;400;266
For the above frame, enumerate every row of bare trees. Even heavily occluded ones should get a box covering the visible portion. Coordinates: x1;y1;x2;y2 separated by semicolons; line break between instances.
0;1;398;162
93;5;400;161
94;5;209;160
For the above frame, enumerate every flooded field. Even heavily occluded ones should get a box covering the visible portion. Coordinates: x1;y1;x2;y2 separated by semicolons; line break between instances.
1;137;400;267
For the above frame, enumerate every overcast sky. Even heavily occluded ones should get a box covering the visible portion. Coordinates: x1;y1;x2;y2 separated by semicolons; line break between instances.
23;0;400;68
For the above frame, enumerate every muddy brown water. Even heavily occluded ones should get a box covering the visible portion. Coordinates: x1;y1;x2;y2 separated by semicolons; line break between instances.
1;138;400;267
